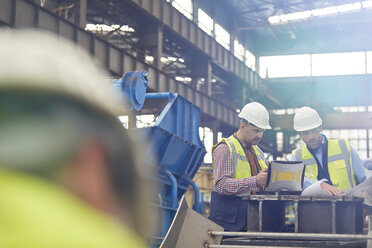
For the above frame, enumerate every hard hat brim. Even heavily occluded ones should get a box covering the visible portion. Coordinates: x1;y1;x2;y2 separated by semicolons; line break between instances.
294;119;322;132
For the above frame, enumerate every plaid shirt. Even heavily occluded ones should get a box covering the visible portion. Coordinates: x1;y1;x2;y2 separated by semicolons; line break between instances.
213;137;258;194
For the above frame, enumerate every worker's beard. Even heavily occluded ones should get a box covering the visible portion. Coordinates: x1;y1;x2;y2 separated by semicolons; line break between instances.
251;138;261;145
307;138;321;150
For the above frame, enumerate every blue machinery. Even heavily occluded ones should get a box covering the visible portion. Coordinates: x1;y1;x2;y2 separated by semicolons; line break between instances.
115;71;206;245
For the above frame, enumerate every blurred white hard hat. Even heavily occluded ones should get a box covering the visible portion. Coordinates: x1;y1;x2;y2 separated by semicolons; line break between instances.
238;102;271;129
294;107;322;132
0;28;122;117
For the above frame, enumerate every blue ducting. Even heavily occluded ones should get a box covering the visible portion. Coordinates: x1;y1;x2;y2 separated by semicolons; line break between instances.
136;93;206;241
117;71;206;245
114;70;148;111
182;176;201;213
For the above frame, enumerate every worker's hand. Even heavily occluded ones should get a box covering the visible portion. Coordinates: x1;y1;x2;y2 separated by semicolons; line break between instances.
256;168;268;187
320;182;343;196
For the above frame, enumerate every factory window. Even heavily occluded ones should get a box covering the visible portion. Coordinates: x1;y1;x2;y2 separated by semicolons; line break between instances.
198;9;213;36
118;116;128;129
323;129;369;159
136;115;155;128
199;127;213;164
369;129;372;158
85;24;135;34
268;2;371;25
215;24;230;50
273;108;300;115
334;105;367;112
276;132;283;152
259;54;311;78
234;40;245;61
367;51;372;74
172;0;193;20
245;50;256;71
312;52;365;76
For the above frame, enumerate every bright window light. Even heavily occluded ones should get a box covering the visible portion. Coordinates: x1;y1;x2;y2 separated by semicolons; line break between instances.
118;116;128;129
311;6;337;17
215;23;230;50
234;40;245;61
268;1;372;24
259;54;311;78
199;127;213;163
175;76;192;82
136;115;155;128
145;56;154;63
273;109;286;115
334;106;367;112
363;1;372;8
198;9;213;36
367;51;372;73
172;0;193;20
85;24;134;32
312;52;365;76
245;50;256;71
336;2;361;12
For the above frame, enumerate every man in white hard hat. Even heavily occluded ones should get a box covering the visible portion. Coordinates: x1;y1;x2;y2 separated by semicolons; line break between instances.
292;107;366;195
209;102;270;231
0;28;150;247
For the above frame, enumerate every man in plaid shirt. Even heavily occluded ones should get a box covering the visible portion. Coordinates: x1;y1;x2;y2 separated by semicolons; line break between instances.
209;102;270;231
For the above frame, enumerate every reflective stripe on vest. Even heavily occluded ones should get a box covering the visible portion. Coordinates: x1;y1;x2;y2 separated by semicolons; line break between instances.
292;139;355;190
224;135;267;179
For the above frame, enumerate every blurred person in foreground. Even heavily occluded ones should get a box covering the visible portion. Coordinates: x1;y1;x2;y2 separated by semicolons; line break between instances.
292;107;366;196
0;28;150;248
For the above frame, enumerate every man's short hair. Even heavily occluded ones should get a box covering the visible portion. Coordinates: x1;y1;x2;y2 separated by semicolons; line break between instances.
240;118;260;128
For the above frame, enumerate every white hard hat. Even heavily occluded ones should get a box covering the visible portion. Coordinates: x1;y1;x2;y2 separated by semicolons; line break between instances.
294;107;322;132
238;102;271;129
0;28;124;117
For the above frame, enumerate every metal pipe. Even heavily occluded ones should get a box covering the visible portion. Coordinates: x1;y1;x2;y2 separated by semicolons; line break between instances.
207;245;325;248
208;231;372;240
145;92;175;101
293;199;298;233
331;201;336;233
258;200;263;232
183;176;202;213
159;168;178;209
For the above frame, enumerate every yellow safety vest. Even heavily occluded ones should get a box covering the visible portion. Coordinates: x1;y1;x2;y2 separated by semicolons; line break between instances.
0;168;146;248
292;139;356;190
212;135;267;180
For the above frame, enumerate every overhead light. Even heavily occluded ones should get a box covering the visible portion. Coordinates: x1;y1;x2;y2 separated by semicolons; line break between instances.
184;77;192;82
119;25;135;32
145;56;154;62
175;76;192;82
85;24;135;32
